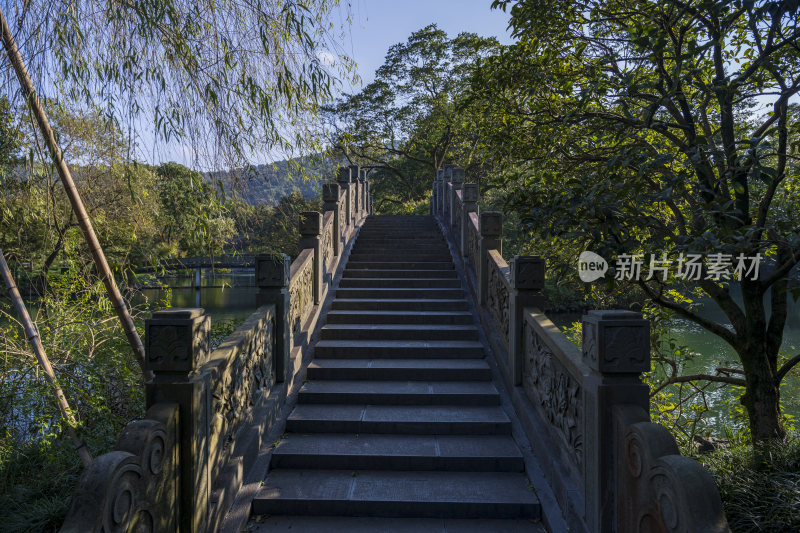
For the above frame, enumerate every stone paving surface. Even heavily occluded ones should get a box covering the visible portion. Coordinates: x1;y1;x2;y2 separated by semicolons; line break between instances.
252;215;542;528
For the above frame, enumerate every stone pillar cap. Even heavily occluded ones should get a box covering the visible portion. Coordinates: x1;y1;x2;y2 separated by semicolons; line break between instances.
151;308;205;320
586;310;644;320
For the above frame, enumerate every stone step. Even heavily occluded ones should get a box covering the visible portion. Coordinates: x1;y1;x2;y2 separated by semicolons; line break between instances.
297;380;499;406
253;470;539;519
348;254;453;262
353;237;444;243
313;339;484;359
350;247;447;254
349;248;448;255
321;324;478;341
247;516;545;533
354;236;443;240
343;269;458;279
353;242;444;248
339;278;462;289
330;298;468;312
356;232;440;236
285;405;511;435
325;310;473;325
346;261;454;270
335;288;464;299
306;359;492;381
271;434;523;472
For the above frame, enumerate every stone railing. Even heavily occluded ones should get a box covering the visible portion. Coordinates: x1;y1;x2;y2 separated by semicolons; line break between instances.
432;169;729;533
61;165;371;533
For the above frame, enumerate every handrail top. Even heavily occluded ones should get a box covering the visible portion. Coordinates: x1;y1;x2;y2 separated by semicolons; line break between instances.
289;248;313;281
488;249;512;290
524;307;590;380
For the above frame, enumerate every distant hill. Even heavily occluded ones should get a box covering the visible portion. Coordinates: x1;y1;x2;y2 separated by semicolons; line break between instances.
208;156;336;205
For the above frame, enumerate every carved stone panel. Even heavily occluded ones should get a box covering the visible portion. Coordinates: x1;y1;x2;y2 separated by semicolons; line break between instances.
289;259;314;337
454;198;462;238
322;221;334;269
209;313;275;465
452;167;465;183
510;255;545;290
256;253;290;288
468;221;479;277
523;320;583;471
486;260;510;343
337;167;350;183
582;310;650;373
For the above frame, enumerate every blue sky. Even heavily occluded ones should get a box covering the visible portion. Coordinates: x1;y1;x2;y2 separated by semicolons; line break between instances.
343;0;514;87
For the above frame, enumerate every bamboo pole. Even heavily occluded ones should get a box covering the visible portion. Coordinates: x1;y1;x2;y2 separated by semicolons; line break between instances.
0;7;149;378
0;249;92;468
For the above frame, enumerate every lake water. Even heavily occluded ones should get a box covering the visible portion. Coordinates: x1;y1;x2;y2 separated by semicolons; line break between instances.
132;271;260;324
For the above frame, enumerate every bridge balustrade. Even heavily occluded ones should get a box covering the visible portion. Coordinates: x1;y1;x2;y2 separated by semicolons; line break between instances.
432;169;729;533
61;167;372;532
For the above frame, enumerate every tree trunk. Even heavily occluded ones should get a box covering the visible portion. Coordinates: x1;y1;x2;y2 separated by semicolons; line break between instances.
0;8;149;378
739;341;785;442
0;248;93;468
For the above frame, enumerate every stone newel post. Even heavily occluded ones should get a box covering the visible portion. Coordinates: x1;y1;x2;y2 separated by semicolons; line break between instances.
299;211;323;305
581;310;650;532
450;167;465;229
509;255;545;385
433;168;444;215
443;164;454;217
365;178;371;215
145;308;212;533
461;183;478;256
337;167;351;236
349;164;360;222
255;253;291;382
478;211;502;305
322;183;341;256
359;169;367;218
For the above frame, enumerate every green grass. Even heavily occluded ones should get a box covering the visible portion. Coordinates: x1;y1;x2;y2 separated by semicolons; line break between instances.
693;436;800;532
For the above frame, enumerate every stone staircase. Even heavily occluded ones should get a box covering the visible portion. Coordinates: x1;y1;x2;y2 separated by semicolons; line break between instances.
251;216;543;531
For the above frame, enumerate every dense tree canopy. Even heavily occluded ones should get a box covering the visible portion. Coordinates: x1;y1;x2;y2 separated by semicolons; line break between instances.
476;0;800;441
327;25;500;212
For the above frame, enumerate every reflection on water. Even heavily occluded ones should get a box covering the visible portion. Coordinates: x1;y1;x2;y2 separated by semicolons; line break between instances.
132;271;259;324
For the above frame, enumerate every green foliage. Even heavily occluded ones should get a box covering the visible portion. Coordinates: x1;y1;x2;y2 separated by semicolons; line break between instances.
694;435;800;533
0;95;23;170
327;24;501;211
155;162;234;257
7;0;356;163
478;0;800;442
0;268;167;530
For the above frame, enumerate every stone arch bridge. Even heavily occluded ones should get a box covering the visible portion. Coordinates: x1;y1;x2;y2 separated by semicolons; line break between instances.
60;165;729;532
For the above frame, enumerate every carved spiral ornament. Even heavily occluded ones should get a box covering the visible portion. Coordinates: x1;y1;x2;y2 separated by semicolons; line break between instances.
102;457;154;533
626;430;645;479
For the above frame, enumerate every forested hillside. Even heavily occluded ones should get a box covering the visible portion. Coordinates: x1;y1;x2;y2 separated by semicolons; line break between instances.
210;156;331;206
